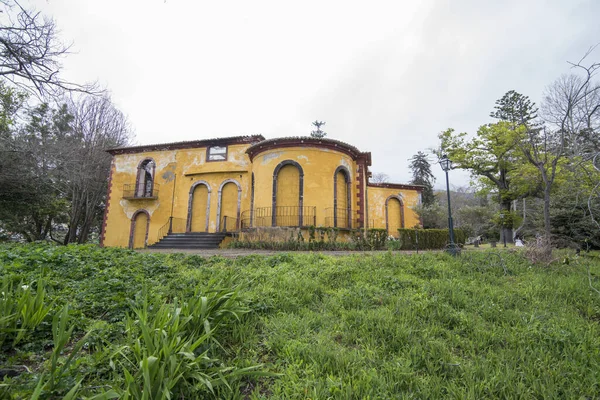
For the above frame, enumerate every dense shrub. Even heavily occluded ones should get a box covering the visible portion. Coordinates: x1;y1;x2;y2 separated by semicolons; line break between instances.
231;228;391;251
2;243;600;398
397;228;466;250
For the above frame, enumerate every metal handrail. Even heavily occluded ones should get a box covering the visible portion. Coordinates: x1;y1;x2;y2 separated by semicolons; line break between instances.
220;215;239;232
156;217;186;242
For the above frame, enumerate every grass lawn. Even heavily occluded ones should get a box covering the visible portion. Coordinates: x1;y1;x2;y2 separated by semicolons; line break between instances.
1;244;599;398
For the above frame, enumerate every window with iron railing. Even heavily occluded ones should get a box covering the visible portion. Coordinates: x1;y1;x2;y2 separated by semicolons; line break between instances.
123;183;160;199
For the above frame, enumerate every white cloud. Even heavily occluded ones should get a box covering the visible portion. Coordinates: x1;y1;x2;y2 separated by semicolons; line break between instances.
30;0;600;187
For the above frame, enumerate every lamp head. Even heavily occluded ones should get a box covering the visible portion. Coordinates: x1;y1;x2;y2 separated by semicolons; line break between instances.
439;154;452;172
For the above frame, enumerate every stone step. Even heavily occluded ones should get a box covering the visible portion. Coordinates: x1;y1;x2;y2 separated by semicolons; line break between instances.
149;232;229;250
151;243;223;249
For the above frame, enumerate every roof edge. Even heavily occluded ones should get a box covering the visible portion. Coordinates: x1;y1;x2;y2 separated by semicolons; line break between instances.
246;136;368;162
368;182;425;191
107;135;265;155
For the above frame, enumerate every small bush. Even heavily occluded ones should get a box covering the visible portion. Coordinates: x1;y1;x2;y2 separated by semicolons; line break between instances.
397;228;466;250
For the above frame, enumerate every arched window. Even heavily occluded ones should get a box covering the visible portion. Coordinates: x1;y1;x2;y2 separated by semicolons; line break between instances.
250;173;255;226
136;159;155;198
333;166;351;228
385;195;405;237
216;179;241;232
272;160;304;226
186;181;211;232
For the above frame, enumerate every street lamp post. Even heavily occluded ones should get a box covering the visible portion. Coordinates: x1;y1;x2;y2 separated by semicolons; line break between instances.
439;155;458;256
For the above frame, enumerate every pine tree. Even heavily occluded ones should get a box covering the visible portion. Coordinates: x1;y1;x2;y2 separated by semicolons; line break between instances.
409;151;436;206
310;120;327;138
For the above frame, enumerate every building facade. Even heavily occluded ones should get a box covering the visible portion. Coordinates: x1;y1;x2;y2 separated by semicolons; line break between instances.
101;135;423;248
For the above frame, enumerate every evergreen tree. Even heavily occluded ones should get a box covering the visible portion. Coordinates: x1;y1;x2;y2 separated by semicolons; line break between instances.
409;151;436;206
310;120;327;138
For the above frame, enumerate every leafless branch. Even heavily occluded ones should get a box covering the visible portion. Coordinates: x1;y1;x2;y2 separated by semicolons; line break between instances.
0;0;102;98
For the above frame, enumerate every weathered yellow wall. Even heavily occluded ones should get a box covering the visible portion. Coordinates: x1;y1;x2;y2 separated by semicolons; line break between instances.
367;186;421;235
103;144;252;247
103;140;423;248
250;147;358;227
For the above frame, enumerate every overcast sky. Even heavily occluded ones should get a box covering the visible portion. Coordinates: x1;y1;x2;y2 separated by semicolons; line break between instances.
32;0;600;187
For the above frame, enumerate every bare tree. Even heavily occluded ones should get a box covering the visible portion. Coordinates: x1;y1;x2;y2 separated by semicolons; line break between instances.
370;172;389;183
521;47;600;238
0;0;99;97
59;95;132;243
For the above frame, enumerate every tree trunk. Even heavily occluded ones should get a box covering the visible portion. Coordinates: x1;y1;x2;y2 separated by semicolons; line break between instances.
543;186;552;238
500;200;514;244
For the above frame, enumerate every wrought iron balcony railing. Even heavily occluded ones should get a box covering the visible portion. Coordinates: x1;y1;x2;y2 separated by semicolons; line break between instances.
240;206;316;229
123;183;160;199
324;207;354;229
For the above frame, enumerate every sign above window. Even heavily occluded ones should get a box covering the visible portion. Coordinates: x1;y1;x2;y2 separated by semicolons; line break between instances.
207;146;227;161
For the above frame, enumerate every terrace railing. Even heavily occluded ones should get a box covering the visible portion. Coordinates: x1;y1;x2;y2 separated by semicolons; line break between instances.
324;207;354;229
123;183;159;199
240;206;316;228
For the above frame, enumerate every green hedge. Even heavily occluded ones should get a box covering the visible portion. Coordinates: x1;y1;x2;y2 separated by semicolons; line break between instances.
397;228;466;250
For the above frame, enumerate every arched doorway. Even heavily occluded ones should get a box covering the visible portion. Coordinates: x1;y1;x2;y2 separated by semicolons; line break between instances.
136;159;155;198
386;195;405;238
272;160;303;226
334;166;351;228
187;181;211;232
129;210;149;249
216;179;241;231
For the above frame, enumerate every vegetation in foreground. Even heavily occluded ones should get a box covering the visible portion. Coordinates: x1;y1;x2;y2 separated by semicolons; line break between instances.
1;244;600;398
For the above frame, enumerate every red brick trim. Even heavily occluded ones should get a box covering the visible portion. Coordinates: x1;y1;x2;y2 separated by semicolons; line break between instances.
368;182;425;191
99;157;115;247
356;164;365;227
107;135;264;155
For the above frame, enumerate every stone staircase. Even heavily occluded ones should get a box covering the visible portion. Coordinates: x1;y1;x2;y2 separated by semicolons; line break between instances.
149;232;228;250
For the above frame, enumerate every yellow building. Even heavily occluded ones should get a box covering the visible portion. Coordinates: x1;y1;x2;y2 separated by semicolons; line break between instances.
101;135;423;249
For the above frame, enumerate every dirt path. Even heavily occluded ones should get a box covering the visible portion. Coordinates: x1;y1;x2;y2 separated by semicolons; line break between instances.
137;249;429;258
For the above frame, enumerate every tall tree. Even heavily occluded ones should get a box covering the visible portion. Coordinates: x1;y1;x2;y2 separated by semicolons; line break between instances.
439;122;534;243
0;86;132;242
61;95;131;244
408;151;436;206
0;101;73;241
498;51;599;239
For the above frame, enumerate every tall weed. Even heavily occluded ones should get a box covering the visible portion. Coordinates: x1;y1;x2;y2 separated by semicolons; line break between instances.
0;276;51;348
